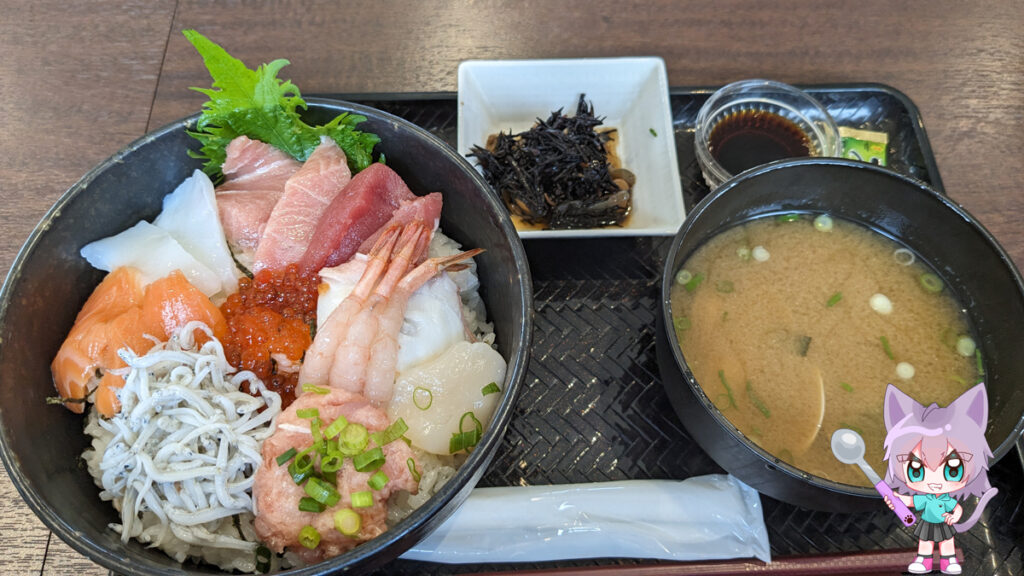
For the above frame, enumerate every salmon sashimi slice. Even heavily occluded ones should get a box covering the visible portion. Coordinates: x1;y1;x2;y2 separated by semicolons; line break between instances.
216;136;301;256
299;163;418;274
253;137;352;272
51;267;229;417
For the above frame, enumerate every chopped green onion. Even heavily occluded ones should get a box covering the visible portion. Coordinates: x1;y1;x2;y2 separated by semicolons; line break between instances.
302;383;330;395
777;213;801;223
407;458;421;482
320;452;344;474
683;272;705;292
449;429;482;453
323;415;349;439
368;470;389;491
481;382;501;396
255;544;272;573
892;248;915;266
460;411;483;436
299;525;320;549
975;348;984;376
370;418;409;447
950;374;968;386
674;269;693;285
339;423;369;455
275;447;297;466
298;496;326;513
413;387;433;410
304;477;341;507
296;408;319;420
715;280;734;293
880;336;895;360
310;417;325;453
320;469;337;487
353;446;385;472
745;381;770;418
813;214;834;232
919;272;943;293
826;292;842;307
673;316;691;332
736;246;751;261
334;508;361;536
956;336;976;357
717;370;737;409
840;382;854;393
288;447;315;485
649;127;658;137
351;490;373;508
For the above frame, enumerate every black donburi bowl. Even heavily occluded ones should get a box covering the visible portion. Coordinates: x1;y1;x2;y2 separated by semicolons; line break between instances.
0;98;532;574
656;158;1024;512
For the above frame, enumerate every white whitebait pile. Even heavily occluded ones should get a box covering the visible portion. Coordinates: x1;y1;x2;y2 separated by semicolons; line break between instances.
84;321;281;572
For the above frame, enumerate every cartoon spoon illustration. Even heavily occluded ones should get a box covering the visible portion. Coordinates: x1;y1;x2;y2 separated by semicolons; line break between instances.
831;428;916;527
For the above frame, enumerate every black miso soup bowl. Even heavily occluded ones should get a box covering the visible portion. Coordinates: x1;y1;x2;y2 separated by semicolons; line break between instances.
0;99;532;574
656;157;1024;512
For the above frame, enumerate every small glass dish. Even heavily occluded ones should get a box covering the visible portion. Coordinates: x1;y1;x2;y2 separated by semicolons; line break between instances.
695;79;841;189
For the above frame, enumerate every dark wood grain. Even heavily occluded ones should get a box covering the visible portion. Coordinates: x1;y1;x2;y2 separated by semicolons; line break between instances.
0;1;176;573
0;0;1021;573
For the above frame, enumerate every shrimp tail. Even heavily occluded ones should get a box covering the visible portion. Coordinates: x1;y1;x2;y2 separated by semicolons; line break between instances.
955;487;998;533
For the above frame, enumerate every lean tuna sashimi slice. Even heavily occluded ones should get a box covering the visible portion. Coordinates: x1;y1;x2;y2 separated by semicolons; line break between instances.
299;163;417;273
356;192;443;256
215;136;301;255
254;137;352;272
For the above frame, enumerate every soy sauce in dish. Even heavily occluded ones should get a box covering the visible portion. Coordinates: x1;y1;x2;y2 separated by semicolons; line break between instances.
709;110;812;175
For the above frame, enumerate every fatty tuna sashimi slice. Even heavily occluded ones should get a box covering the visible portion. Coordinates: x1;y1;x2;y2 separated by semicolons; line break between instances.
80;221;222;297
216;136;301;255
298;163;417;273
254;137;351;272
356;192;443;257
153;169;239;295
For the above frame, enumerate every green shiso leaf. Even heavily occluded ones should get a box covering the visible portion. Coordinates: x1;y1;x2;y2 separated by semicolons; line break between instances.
182;29;379;178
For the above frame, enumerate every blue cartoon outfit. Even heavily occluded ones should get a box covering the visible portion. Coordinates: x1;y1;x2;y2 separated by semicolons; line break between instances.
912;493;958;542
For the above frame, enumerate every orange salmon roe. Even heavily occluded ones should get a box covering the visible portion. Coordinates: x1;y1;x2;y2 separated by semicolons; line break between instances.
220;264;318;408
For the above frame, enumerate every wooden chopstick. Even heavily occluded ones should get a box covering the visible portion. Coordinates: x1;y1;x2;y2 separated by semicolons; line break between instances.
463;548;921;576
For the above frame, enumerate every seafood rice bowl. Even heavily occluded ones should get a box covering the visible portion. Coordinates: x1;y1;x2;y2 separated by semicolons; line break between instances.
0;31;530;575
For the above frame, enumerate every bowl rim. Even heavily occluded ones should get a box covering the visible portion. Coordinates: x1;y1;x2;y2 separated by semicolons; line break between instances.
0;97;534;574
661;156;1024;498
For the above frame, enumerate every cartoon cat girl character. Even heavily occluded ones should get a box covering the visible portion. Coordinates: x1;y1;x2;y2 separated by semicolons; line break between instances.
882;382;998;575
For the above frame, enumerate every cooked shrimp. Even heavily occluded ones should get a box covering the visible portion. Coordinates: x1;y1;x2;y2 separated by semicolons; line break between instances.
362;248;482;404
329;223;428;393
298;226;401;389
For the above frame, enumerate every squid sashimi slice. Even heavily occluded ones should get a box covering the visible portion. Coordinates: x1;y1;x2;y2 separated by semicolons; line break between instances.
388;341;507;455
298;163;417;274
254;137;351;272
254;388;418;560
355;192;443;257
153;169;239;295
81;220;222;297
317;257;466;374
216;135;302;256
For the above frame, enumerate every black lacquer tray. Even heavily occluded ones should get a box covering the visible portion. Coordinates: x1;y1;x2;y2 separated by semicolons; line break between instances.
321;86;1023;576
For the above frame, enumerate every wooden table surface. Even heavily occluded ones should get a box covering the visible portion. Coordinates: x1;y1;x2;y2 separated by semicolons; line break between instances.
0;1;1021;573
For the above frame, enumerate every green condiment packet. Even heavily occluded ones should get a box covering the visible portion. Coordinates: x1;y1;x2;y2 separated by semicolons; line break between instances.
839;126;888;167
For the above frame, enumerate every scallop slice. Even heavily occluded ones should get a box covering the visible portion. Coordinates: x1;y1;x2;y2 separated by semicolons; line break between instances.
389;341;507;455
81;221;221;297
153;170;240;295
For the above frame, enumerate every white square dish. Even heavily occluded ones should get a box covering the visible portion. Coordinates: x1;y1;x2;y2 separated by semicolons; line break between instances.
457;57;685;238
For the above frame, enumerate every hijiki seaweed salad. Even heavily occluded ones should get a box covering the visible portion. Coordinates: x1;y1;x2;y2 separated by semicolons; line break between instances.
469;95;636;230
48;30;507;573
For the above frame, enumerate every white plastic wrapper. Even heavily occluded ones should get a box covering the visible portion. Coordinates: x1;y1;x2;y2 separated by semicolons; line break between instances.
401;475;770;564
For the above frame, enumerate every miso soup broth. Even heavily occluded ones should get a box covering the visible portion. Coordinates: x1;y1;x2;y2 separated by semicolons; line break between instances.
669;214;980;487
